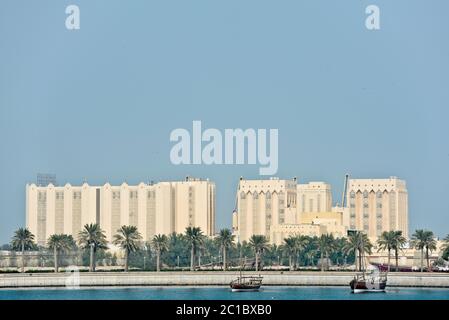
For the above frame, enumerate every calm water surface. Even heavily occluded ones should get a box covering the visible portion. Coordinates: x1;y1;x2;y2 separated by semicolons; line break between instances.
0;286;449;300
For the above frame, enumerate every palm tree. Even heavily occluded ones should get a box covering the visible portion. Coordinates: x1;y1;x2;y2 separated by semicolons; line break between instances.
425;238;437;271
304;237;318;267
11;228;35;273
215;229;235;271
305;249;317;267
294;235;309;269
377;231;395;272
282;237;296;271
318;234;336;271
442;234;449;258
411;229;436;272
166;232;187;268
78;223;108;272
152;234;168;272
391;231;407;272
344;232;372;271
249;235;269;272
47;234;77;272
334;237;349;266
185;227;204;271
113;225;142;272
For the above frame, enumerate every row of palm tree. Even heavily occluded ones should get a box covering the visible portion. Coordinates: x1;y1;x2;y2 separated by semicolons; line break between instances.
377;231;406;272
47;234;77;272
9;226;449;273
411;229;438;272
150;227;237;272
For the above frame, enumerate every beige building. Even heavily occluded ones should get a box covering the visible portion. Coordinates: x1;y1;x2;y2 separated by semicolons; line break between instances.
368;240;446;269
233;177;298;243
26;177;215;245
347;177;408;239
233;177;347;244
270;224;325;245
298;211;347;238
297;182;332;213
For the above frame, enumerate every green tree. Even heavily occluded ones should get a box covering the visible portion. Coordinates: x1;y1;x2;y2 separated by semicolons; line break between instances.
294;235;309;268
249;235;269;272
377;231;396;272
185;227;205;271
202;237;219;266
442;234;449;261
411;229;437;272
215;229;235;271
11;228;35;273
318;234;336;271
391;231;407;272
47;234;77;272
303;237;319;267
152;234;168;272
164;232;188;269
113;225;142;272
78;223;108;272
332;237;349;266
282;237;297;271
344;232;372;271
265;244;282;267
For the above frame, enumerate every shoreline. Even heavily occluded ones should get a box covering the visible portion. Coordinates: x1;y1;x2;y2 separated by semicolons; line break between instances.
2;271;449;289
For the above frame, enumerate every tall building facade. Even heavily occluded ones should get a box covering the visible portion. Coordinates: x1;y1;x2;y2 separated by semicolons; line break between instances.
26;177;215;245
232;177;346;244
233;177;298;243
347;177;408;239
297;182;332;213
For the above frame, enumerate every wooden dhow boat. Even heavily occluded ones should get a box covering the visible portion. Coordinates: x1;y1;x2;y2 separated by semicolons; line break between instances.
230;274;263;292
350;269;388;293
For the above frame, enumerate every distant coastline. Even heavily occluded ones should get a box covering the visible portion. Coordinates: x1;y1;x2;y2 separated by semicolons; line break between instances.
1;271;449;289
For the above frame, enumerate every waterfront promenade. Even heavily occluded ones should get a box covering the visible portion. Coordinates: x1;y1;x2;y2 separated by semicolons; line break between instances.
1;271;449;288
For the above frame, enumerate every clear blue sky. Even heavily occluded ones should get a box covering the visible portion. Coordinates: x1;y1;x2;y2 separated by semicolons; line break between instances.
1;0;448;244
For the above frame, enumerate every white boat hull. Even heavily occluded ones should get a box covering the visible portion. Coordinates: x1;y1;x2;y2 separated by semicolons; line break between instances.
231;288;261;292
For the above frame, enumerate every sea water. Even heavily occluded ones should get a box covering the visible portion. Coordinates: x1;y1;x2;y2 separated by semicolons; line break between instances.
0;286;448;300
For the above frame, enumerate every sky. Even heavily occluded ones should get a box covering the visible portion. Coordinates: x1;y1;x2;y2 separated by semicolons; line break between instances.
0;0;448;244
